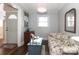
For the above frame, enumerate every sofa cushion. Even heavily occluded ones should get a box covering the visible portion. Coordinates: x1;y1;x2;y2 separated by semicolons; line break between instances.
62;46;78;53
49;33;70;40
48;33;79;55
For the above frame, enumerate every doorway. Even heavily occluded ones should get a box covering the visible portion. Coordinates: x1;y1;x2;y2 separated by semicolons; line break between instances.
0;4;5;46
0;3;18;48
0;18;4;46
5;11;18;44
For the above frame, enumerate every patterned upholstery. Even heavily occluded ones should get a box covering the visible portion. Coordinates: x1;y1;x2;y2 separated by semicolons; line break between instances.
48;33;79;55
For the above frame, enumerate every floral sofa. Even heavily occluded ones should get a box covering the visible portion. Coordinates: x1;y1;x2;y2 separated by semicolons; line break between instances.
48;33;79;55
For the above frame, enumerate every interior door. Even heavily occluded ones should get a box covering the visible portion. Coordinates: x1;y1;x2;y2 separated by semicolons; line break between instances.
6;11;17;44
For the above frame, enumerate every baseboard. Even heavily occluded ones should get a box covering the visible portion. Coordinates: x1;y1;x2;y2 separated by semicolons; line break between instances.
17;41;24;47
21;41;24;46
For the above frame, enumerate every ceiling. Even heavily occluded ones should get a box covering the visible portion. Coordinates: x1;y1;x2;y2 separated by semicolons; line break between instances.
16;3;66;13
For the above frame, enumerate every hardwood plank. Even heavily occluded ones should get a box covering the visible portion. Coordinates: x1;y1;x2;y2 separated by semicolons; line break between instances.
11;45;28;55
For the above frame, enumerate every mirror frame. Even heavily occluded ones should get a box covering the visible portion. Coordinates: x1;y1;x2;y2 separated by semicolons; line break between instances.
65;8;76;33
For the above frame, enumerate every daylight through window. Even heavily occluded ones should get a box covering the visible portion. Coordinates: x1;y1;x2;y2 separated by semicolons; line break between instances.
38;16;48;27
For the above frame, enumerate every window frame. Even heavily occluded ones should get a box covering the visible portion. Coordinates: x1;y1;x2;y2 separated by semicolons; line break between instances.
38;16;48;27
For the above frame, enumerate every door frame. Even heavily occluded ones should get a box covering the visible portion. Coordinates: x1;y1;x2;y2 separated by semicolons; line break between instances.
3;11;18;46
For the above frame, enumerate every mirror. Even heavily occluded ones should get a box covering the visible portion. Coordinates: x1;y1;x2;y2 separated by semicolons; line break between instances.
65;8;76;33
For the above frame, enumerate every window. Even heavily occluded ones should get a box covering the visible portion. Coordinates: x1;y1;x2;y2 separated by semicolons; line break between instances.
38;16;48;27
8;14;17;19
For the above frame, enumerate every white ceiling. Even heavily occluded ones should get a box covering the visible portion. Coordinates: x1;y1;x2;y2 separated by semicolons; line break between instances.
16;3;66;13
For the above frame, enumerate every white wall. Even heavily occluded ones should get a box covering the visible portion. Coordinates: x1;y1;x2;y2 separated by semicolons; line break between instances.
17;8;24;47
59;3;79;36
29;12;59;39
49;12;59;32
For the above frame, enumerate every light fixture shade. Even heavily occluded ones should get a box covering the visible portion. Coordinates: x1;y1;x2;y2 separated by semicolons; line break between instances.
37;7;47;13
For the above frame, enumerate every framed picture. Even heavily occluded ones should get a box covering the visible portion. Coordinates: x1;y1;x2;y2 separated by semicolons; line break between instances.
65;8;76;33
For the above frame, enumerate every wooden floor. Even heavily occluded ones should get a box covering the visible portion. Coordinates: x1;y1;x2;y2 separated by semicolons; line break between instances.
0;39;11;55
11;45;28;55
45;40;49;55
0;39;49;55
11;40;49;55
0;46;16;55
0;39;28;55
0;39;4;47
0;39;17;55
